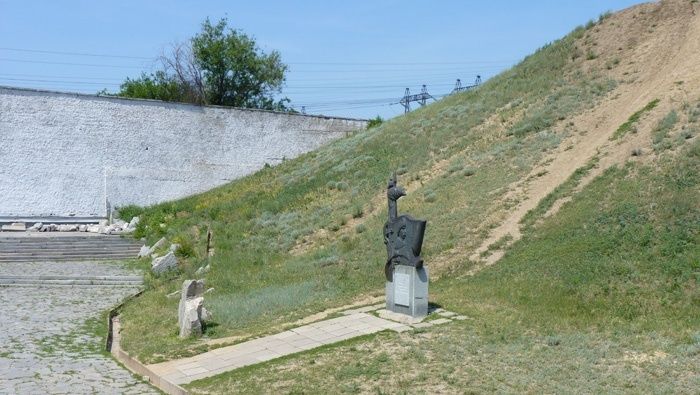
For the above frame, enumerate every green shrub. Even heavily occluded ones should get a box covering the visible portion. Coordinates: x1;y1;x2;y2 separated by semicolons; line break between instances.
653;110;679;152
115;204;144;222
366;116;384;129
351;204;364;219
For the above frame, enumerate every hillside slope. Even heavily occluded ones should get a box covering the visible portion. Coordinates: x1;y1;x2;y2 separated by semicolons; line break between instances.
120;2;699;390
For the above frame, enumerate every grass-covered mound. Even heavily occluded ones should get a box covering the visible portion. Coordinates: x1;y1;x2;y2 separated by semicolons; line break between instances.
186;134;700;394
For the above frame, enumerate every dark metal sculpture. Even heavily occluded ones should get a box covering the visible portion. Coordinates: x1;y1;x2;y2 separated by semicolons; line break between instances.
383;173;427;281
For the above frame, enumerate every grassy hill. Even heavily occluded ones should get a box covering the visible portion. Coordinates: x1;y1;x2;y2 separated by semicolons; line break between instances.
118;0;699;391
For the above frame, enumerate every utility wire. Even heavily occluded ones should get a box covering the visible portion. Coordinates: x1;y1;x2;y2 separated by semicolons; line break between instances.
0;47;152;60
0;46;516;66
0;58;148;69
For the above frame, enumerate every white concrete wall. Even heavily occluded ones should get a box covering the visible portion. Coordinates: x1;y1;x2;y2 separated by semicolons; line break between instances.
0;87;366;217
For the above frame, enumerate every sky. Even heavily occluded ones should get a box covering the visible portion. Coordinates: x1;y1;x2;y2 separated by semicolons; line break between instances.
0;0;642;119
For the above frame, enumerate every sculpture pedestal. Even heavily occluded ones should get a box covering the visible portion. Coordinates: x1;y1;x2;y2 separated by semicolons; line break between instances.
385;265;429;318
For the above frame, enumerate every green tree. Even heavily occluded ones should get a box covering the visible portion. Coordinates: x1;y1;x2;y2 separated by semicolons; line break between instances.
116;18;289;110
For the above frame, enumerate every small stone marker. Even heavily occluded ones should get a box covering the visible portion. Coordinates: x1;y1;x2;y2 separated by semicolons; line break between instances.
383;173;429;319
178;279;209;338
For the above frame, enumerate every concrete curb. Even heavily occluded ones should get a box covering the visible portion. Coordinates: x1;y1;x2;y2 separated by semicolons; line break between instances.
106;292;189;395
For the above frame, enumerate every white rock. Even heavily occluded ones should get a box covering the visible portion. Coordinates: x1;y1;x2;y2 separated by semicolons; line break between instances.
78;225;87;232
40;223;57;232
151;237;167;252
28;222;42;232
86;224;101;233
169;243;180;253
127;216;140;229
195;264;210;276
137;245;150;258
151;252;178;274
137;237;167;258
166;290;180;299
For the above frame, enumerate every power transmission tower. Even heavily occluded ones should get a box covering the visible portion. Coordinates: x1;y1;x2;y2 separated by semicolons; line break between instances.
451;75;482;94
399;84;436;114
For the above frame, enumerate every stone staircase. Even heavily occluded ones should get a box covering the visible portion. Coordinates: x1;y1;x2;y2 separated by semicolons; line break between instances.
0;234;141;263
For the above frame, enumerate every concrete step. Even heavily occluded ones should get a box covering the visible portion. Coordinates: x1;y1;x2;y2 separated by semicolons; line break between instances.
0;254;139;260
0;275;143;286
0;252;138;257
0;238;138;244
0;234;142;262
0;246;140;252
0;257;138;263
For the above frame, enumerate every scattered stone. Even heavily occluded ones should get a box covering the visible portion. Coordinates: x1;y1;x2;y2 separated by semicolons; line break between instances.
137;245;150;258
204;287;214;294
127;216;140;230
453;315;469;320
195;264;210;276
412;322;433;328
28;222;42;232
166;290;180;299
151;237;167;252
437;310;457;317
169;243;180;253
431;318;452;325
86;225;100;233
137;237;167;258
78;224;87;232
178;280;208;338
1;222;26;231
151;252;178;274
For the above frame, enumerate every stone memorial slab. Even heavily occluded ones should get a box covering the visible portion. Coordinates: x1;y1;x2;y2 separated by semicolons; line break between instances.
394;272;410;306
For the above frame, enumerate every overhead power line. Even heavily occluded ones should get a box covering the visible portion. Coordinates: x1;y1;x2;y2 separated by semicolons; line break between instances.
0;46;516;66
0;77;121;86
0;47;152;60
0;58;147;69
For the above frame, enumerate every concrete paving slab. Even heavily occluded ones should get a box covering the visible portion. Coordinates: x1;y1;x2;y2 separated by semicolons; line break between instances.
146;310;411;385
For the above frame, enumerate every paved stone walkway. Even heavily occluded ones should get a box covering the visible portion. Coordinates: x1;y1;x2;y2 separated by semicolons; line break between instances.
149;311;411;385
148;303;467;386
0;261;157;394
